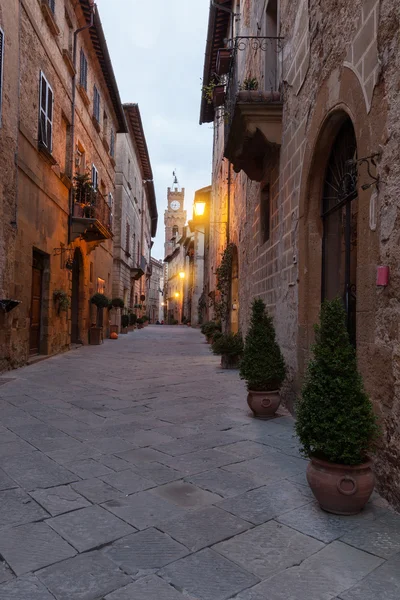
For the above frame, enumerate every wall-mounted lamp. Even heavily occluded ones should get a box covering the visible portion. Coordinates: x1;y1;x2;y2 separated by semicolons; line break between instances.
193;200;206;218
179;271;185;279
174;292;180;298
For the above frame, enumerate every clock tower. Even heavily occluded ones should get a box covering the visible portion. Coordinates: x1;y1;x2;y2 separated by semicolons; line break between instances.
164;175;187;258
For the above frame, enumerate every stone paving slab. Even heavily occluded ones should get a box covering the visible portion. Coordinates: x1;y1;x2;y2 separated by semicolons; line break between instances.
102;491;185;530
0;451;78;491
37;551;131;600
0;521;76;575
277;501;379;543
234;541;383;600
339;552;400;600
339;509;400;558
0;561;14;585
150;481;221;508
186;467;265;498
100;469;155;495
104;575;196;600
71;477;124;503
64;458;114;479
215;520;325;580
128;461;185;485
104;527;189;575
30;485;91;516
0;487;48;528
0;575;56;600
217;480;311;525
160;547;259;600
160;505;252;552
47;505;135;552
157;448;239;475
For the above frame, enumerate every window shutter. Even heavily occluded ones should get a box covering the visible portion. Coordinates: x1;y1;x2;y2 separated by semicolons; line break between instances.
110;128;115;158
39;72;53;151
80;50;87;90
48;0;55;13
0;29;4;124
93;86;100;122
91;164;98;190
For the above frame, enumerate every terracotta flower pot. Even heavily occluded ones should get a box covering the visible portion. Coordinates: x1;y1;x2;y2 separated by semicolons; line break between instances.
213;85;225;108
247;389;281;418
120;327;128;334
89;326;103;345
110;324;119;336
306;456;375;515
221;354;240;370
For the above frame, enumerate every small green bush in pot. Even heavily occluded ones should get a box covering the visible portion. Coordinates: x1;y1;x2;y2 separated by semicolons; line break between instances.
212;332;243;369
240;298;286;417
295;298;379;515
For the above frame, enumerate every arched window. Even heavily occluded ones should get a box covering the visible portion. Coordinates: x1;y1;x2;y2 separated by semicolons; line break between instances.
322;118;358;345
172;225;179;238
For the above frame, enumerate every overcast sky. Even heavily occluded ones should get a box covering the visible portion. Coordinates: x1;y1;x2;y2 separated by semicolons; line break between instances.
95;0;213;260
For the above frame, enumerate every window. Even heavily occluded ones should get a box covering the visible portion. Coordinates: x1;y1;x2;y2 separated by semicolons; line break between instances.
61;115;71;175
132;233;136;262
103;111;108;137
39;72;53;151
93;85;100;123
48;0;55;13
125;222;130;255
97;277;105;294
260;184;270;244
79;49;88;90
108;192;113;230
0;29;4;126
110;128;115;158
172;225;179;238
91;164;98;190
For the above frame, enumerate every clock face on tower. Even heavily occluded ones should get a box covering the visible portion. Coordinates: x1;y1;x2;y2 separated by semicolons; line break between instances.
170;200;180;211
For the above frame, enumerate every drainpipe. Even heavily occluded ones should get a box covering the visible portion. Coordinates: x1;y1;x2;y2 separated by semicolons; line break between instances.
68;2;96;244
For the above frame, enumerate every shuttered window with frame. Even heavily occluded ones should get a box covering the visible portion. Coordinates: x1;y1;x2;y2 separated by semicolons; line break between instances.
93;85;100;123
48;0;55;13
39;72;53;151
91;164;98;191
79;49;88;90
0;28;4;126
110;128;115;158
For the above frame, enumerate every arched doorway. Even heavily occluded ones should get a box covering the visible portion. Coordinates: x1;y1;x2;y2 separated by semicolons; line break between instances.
71;248;83;344
321;118;358;345
230;245;239;334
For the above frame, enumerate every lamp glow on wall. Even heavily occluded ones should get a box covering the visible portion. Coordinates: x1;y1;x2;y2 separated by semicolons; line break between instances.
193;200;206;218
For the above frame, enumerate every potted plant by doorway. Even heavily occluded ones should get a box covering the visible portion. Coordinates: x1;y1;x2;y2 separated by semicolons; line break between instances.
137;317;144;329
240;299;286;418
129;313;137;330
121;314;129;334
90;293;109;345
110;297;124;335
295;298;379;515
212;332;243;369
201;321;222;344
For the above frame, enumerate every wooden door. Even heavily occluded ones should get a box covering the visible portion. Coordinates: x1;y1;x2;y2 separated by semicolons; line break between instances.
29;267;42;354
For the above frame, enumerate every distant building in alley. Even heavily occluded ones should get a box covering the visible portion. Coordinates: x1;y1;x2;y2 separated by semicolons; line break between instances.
148;258;163;323
112;104;157;323
163;178;186;324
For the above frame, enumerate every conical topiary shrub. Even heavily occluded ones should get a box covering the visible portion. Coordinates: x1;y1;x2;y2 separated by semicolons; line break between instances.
296;298;379;465
295;298;380;515
240;299;286;417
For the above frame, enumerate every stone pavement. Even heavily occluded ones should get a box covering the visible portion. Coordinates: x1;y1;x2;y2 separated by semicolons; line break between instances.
0;326;399;599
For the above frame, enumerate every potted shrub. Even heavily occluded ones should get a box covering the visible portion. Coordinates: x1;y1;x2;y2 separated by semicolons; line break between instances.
295;298;379;515
240;298;286;418
128;312;137;331
201;321;222;344
212;332;243;369
121;314;129;334
137;317;144;329
110;298;124;335
90;293;109;345
143;315;149;327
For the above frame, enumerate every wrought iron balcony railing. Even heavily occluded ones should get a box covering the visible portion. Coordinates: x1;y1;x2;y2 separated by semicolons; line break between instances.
72;187;112;235
223;36;284;146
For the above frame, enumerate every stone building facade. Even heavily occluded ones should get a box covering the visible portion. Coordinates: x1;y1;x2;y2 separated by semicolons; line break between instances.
200;0;400;507
0;0;126;369
112;103;157;322
148;257;163;323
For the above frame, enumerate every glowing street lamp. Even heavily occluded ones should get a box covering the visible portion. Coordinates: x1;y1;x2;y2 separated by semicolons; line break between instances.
179;271;185;279
193;200;206;218
174;292;180;298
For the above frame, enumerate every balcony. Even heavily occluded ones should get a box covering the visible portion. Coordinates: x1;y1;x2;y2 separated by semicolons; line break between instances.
131;255;147;281
223;37;284;182
71;187;112;243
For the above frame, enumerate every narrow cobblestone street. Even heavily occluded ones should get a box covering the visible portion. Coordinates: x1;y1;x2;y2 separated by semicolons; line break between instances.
0;327;398;599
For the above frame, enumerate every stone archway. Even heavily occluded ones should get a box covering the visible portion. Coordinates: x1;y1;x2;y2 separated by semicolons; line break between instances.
297;66;380;384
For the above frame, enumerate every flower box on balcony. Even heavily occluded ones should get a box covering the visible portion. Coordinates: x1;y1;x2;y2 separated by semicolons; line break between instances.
213;85;225;108
216;48;232;76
